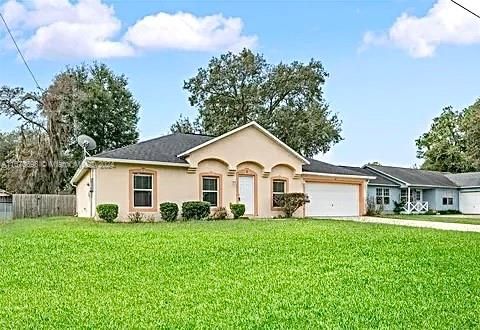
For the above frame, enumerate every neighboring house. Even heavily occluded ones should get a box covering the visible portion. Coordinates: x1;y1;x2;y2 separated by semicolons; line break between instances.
352;165;480;214
71;122;373;220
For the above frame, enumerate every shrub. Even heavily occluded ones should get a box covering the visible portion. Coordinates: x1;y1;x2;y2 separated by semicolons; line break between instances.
230;203;245;219
182;201;210;220
393;200;405;214
366;197;383;216
160;202;178;222
280;193;309;218
439;209;461;215
425;209;437;215
128;211;144;223
96;204;118;223
210;207;228;220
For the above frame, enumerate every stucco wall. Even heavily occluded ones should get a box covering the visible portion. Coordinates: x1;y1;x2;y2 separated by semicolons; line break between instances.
367;186;401;212
92;161;304;220
186;125;304;174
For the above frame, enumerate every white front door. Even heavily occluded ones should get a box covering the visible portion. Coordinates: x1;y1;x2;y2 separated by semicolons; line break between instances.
305;182;360;217
238;176;254;215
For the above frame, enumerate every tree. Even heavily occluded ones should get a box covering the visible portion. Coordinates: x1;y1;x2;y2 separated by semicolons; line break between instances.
171;49;342;157
462;99;480;170
0;131;18;188
0;63;140;193
170;115;201;134
416;107;472;173
68;63;140;156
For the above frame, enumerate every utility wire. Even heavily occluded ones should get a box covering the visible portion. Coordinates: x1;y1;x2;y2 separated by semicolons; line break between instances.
451;0;480;20
0;12;43;90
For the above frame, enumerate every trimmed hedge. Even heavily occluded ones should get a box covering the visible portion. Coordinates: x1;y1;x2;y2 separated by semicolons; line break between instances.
160;202;179;222
96;204;118;223
230;203;245;219
182;201;210;220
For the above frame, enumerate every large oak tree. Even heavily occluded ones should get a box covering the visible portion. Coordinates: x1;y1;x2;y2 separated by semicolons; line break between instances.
171;49;342;157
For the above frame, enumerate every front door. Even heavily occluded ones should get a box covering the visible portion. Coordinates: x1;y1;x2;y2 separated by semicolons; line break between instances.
238;176;254;215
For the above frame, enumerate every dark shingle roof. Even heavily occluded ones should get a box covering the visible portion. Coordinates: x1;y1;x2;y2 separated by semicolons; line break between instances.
92;133;369;178
339;166;399;186
445;172;480;187
302;159;370;176
366;165;457;187
94;133;213;163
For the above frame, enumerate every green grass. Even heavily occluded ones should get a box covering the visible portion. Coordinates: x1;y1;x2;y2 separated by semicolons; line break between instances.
1;217;479;329
380;214;480;225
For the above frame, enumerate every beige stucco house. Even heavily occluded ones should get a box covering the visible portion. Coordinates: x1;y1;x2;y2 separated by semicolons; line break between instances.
71;122;373;220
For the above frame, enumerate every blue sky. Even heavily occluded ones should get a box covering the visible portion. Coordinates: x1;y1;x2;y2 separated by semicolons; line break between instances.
1;0;480;167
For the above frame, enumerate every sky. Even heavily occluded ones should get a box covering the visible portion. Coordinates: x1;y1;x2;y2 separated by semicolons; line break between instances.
1;0;480;167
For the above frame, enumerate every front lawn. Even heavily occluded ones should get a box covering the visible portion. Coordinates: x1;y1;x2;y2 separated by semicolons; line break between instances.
380;214;480;225
1;218;479;328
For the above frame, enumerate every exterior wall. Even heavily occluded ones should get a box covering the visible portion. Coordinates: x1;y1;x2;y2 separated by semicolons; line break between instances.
422;189;436;210
76;171;92;217
432;188;459;212
93;161;305;220
95;164;196;220
186;125;304;174
366;185;401;213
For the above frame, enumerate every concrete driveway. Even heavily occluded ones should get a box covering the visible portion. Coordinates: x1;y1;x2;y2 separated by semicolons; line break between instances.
331;216;480;233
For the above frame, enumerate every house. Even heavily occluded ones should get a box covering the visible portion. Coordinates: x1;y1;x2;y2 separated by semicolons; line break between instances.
354;165;480;214
71;122;374;220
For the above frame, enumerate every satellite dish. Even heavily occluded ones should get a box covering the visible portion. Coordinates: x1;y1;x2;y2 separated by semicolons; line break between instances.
77;134;97;157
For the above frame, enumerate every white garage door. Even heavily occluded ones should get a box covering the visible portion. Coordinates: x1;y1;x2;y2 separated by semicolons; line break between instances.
305;183;359;217
459;192;480;214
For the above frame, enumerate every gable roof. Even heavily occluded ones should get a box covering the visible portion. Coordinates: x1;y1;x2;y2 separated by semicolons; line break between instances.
177;121;310;164
445;172;480;188
365;165;457;188
93;133;214;164
303;159;375;178
339;166;400;186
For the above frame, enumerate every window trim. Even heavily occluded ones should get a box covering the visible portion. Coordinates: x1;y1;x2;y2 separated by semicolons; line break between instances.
271;176;288;210
442;191;454;206
199;172;222;208
375;187;390;205
129;169;157;213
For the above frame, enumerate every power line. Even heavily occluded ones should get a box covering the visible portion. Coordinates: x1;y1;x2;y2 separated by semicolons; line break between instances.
0;12;43;90
451;0;480;20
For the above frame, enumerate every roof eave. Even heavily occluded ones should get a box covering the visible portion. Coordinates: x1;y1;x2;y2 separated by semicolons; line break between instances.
302;171;375;180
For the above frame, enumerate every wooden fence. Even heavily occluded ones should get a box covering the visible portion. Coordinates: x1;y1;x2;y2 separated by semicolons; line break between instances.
12;194;76;219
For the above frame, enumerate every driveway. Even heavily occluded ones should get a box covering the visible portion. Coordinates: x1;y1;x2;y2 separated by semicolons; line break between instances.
332;216;480;233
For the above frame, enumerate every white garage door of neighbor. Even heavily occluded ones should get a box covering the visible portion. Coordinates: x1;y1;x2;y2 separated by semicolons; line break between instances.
459;192;480;214
305;183;359;217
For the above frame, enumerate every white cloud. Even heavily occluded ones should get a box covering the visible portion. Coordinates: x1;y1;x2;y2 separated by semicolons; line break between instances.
124;12;257;52
361;0;480;58
0;0;134;59
0;0;257;60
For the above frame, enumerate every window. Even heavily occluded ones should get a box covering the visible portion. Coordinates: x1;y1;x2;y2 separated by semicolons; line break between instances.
442;192;454;205
272;179;286;208
400;189;422;203
202;176;219;207
376;188;390;205
133;174;153;207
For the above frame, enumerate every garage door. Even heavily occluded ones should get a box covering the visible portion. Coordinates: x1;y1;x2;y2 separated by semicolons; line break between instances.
459;192;480;214
305;182;359;217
